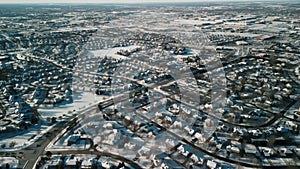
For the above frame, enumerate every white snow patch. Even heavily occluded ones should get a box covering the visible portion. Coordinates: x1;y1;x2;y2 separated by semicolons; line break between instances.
90;46;140;60
0;157;18;168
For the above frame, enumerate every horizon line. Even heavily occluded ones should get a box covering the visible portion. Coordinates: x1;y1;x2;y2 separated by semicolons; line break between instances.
0;0;298;5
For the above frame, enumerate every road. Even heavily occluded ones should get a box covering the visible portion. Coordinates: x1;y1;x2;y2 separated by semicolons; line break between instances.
16;87;150;169
9;46;298;168
2;49;152;169
14;104;98;169
16;122;65;169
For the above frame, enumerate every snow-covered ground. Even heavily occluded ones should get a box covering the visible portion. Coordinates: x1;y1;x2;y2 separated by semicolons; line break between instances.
0;157;18;169
0;124;49;151
0;91;105;151
39;92;104;119
90;46;140;60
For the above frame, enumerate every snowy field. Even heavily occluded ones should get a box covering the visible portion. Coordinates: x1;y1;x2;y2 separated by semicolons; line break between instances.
90;46;141;60
39;92;104;119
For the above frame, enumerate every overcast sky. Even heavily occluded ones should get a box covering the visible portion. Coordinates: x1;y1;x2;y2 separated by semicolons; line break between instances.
0;0;256;4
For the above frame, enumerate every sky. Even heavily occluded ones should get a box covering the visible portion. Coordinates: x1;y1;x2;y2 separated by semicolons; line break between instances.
0;0;258;4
